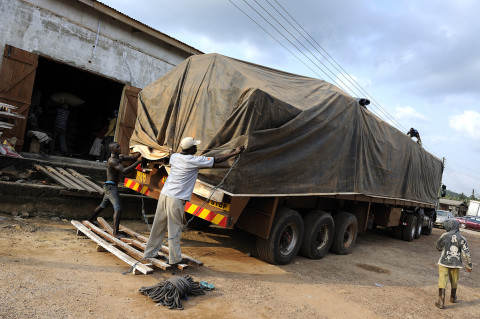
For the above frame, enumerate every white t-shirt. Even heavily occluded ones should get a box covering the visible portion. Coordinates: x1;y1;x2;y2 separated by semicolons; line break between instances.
161;153;215;200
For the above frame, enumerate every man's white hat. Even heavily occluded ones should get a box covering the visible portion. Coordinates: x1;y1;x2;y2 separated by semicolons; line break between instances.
180;137;201;150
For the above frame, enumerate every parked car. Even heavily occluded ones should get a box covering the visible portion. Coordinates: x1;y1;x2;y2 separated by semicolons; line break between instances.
455;216;480;231
434;210;453;228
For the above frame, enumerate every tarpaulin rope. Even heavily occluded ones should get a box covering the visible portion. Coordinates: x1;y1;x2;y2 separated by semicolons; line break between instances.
139;275;205;310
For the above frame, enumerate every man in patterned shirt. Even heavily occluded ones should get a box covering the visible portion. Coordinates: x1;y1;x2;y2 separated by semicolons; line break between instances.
435;219;472;309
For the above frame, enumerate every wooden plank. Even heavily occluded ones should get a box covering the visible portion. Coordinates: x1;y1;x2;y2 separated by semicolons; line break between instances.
45;166;85;192
97;217;114;235
56;167;93;193
71;220;153;275
119;224;149;243
66;168;104;193
34;164;73;190
82;220;171;271
119;224;203;266
120;238;189;270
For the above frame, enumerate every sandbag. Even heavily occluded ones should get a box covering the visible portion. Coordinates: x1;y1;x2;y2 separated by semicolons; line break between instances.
50;92;84;107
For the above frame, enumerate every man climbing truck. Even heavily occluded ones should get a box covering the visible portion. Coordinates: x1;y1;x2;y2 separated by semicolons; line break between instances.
124;53;444;265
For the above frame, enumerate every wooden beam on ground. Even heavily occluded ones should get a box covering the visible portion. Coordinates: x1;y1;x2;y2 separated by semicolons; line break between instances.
97;217;114;235
119;224;203;266
57;167;93;193
119;225;149;243
66;168;104;193
71;220;153;275
82;220;171;271
35;164;74;190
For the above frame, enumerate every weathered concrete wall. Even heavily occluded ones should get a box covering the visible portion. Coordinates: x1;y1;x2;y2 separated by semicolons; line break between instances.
0;181;158;219
0;0;192;88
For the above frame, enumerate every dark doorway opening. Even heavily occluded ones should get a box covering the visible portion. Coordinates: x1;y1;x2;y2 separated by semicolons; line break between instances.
27;56;124;160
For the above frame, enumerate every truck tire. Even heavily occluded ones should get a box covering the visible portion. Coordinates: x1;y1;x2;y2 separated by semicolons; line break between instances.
300;211;334;259
256;207;304;265
185;214;211;230
421;218;433;235
414;213;422;239
330;212;357;255
401;215;416;242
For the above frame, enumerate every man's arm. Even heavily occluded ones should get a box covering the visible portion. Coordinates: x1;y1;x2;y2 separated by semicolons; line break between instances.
120;152;141;162
109;156;142;175
214;146;244;164
435;234;446;251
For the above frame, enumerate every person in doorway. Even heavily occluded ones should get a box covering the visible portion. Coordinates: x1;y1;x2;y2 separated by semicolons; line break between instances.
434;219;472;309
99;110;118;162
49;104;70;154
407;127;422;146
88;142;142;237
143;137;244;265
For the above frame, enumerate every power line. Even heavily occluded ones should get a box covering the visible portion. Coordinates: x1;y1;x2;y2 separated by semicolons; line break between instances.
229;0;385;120
269;0;408;133
226;0;323;79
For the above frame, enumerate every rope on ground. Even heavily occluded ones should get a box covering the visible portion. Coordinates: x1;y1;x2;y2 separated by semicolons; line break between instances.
139;275;205;310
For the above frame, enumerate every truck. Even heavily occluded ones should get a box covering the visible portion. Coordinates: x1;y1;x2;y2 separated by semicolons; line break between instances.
124;53;444;265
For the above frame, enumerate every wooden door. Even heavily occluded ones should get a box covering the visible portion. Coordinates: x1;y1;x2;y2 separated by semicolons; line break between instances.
0;45;38;150
116;85;141;155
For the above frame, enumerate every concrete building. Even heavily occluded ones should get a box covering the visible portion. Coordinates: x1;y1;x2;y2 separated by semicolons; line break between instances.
0;0;202;155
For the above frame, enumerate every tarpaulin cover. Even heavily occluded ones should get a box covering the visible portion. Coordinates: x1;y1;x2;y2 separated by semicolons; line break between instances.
131;53;443;204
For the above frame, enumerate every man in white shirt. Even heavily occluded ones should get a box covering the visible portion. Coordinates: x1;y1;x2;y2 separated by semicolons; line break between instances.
144;137;244;264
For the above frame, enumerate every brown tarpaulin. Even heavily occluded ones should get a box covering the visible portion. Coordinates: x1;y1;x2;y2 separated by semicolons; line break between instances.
131;53;443;204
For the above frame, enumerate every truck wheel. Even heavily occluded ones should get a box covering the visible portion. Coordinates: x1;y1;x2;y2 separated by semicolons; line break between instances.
256;207;304;265
421;218;433;235
330;212;357;255
185;214;211;230
401;215;416;242
300;211;334;259
414;213;422;239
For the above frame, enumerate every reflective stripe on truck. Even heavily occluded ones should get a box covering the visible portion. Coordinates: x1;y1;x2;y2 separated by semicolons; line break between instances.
124;177;228;228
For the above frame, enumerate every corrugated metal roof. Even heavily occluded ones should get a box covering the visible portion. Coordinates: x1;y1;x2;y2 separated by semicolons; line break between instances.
77;0;203;55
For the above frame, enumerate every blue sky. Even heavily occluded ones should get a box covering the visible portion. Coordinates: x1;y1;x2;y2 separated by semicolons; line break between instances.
101;0;480;196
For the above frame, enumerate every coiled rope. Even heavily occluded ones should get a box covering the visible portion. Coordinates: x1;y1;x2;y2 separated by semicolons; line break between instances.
139;275;205;310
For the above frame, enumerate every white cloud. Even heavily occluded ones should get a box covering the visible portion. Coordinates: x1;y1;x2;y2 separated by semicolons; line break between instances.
394;106;427;121
449;110;480;139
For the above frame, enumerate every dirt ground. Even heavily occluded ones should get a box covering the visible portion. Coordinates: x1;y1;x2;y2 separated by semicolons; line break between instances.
0;212;479;319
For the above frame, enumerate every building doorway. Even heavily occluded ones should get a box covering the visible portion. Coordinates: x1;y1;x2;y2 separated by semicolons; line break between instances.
28;56;124;160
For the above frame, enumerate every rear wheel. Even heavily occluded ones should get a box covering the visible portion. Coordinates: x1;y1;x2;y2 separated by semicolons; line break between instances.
421;218;433;235
256;207;304;265
330;212;358;255
414;213;422;239
300;211;334;259
460;223;467;229
402;215;416;242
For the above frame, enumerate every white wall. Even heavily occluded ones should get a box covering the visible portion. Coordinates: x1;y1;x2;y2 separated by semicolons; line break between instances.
0;0;192;88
